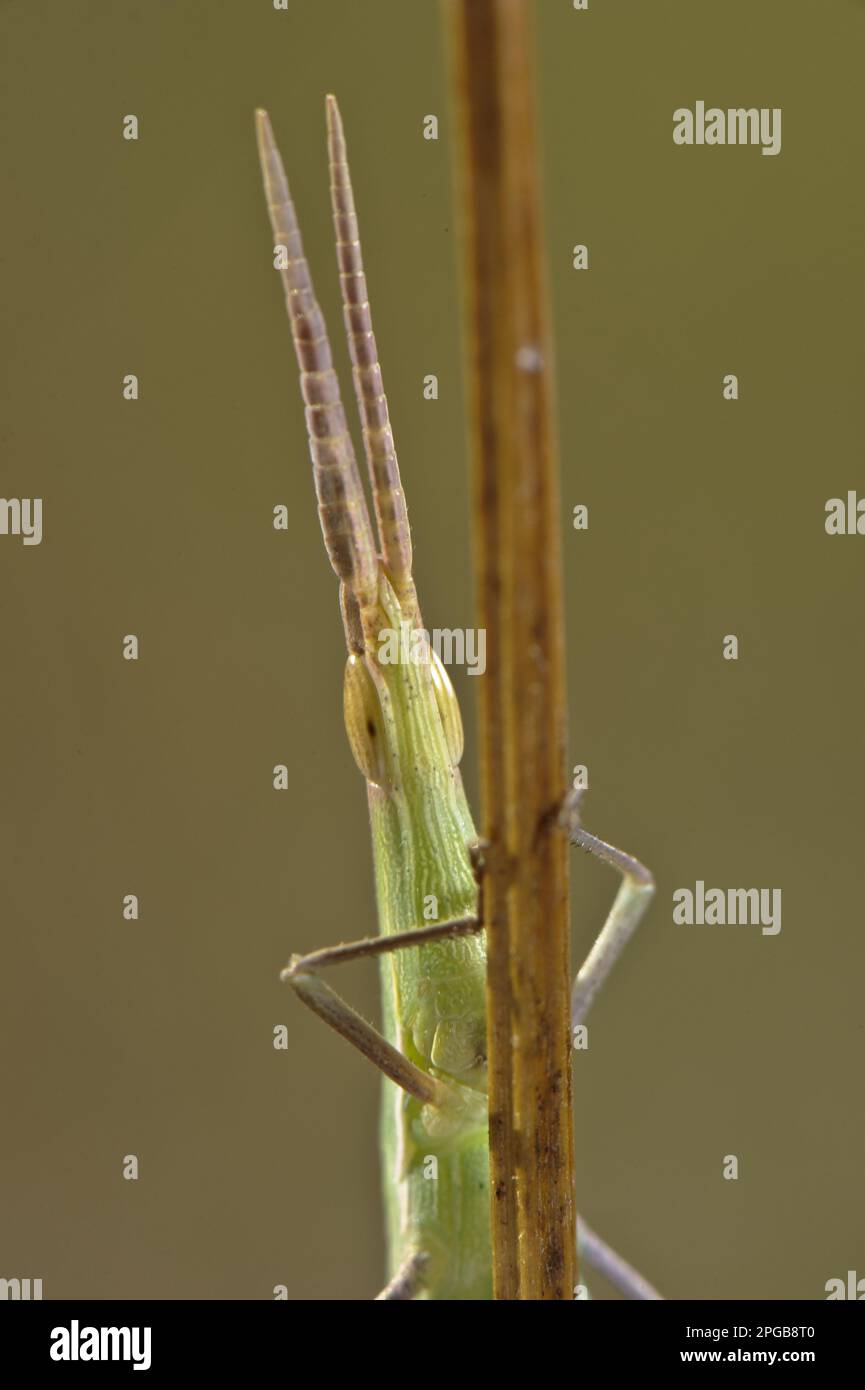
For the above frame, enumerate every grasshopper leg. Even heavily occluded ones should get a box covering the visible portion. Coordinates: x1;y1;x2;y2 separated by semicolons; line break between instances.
561;787;655;1028
374;1251;429;1301
281;914;482;1107
563;788;662;1299
577;1216;663;1300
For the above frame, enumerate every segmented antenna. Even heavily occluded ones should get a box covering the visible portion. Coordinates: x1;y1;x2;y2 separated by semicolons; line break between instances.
255;108;378;612
325;96;414;600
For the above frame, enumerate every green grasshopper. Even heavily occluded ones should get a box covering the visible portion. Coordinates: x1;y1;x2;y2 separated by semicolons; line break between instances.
256;97;660;1301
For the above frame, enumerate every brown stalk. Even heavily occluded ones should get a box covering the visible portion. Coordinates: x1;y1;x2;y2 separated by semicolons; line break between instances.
444;0;577;1300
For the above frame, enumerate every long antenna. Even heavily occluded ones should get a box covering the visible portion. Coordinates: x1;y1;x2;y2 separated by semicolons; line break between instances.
255;108;378;620
325;96;415;608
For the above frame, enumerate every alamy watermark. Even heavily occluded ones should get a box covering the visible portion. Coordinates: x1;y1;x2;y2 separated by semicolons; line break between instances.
673;881;782;935
0;1276;42;1299
825;1270;865;1299
673;103;782;157
377;621;486;676
0;497;42;545
50;1321;151;1371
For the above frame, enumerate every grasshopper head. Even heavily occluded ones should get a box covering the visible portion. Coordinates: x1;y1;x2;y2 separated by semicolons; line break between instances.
342;573;465;796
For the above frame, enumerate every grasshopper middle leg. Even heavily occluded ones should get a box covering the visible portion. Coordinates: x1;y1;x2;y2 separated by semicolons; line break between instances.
561;786;655;1028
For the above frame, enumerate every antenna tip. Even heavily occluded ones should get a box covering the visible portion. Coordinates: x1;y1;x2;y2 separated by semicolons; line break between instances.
325;95;346;155
255;109;275;157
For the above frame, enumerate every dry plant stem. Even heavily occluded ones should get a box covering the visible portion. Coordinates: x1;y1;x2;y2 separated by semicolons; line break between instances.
446;0;577;1300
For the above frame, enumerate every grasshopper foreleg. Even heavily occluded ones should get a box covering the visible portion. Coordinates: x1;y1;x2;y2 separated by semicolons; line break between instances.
281;914;483;1106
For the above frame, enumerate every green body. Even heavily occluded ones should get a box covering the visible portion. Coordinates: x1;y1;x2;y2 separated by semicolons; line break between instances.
369;580;492;1299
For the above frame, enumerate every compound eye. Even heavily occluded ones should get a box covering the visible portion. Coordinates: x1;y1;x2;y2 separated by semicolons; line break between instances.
343;655;389;786
429;648;464;766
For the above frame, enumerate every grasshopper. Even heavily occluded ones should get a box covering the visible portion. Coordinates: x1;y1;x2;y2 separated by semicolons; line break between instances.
255;97;660;1301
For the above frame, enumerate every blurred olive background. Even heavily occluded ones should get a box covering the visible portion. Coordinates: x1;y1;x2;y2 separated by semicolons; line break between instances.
1;0;863;1301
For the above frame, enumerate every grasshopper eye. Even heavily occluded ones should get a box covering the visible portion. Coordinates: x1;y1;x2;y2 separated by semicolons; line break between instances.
343;655;389;786
430;648;464;766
